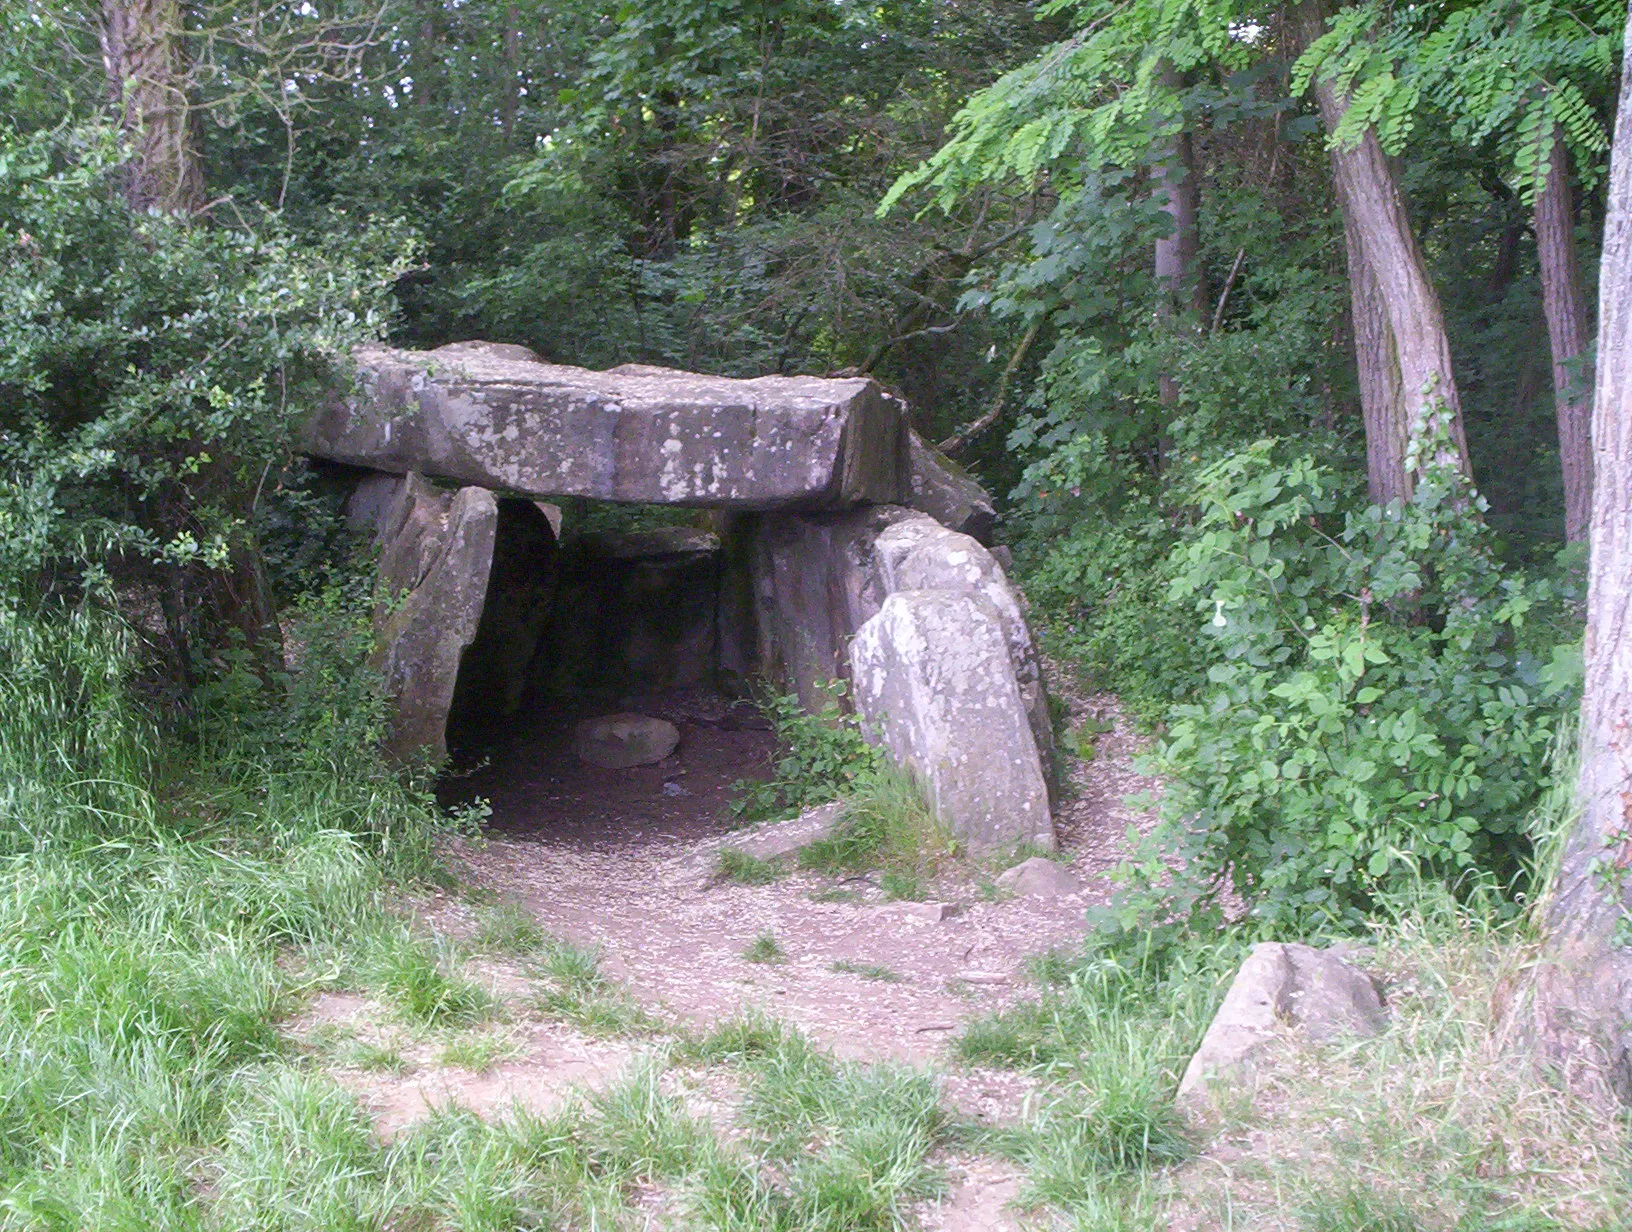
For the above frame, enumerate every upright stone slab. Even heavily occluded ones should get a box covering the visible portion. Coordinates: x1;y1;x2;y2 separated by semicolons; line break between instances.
872;517;1056;792
369;474;498;762
906;430;998;544
743;506;916;712
304;343;908;510
848;591;1053;852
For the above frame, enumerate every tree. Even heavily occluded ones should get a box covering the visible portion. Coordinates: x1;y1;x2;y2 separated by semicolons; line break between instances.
1291;0;1473;500
1537;134;1595;543
1536;1;1632;1102
99;0;204;212
1298;0;1620;534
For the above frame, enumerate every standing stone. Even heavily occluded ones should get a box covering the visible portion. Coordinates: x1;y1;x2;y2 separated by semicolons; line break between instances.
848;591;1052;851
304;344;908;510
906;429;998;544
872;517;1056;791
370;475;498;763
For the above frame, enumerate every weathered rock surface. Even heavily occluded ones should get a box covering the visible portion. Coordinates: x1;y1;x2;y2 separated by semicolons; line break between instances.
305;343;908;510
1177;942;1387;1109
872;517;1055;785
906;430;997;544
573;714;680;769
995;856;1080;898
738;506;918;713
673;800;847;889
368;474;498;763
849;591;1052;852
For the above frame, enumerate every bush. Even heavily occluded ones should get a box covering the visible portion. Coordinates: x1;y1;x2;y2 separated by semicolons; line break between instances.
730;682;883;822
1121;441;1583;931
1020;502;1210;726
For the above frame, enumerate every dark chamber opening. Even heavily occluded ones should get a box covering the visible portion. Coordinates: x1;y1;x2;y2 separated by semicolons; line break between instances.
438;500;774;842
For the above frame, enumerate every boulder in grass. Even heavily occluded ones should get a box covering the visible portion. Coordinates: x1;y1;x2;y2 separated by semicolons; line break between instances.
574;714;680;769
1177;942;1387;1112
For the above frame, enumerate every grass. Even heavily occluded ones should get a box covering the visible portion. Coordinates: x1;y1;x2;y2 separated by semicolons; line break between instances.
716;847;784;885
8;608;1632;1231
743;930;787;964
528;937;663;1036
798;765;952;878
471;901;547;954
439;1031;522;1073
830;959;902;983
338;1038;410;1073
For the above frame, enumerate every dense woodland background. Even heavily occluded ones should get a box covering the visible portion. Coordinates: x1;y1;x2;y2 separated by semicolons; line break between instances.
5;0;1632;1223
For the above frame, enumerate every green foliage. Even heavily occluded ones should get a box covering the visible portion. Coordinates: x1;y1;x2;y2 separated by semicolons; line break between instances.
797;765;952;878
958;933;1224;1210
731;683;884;823
1021;504;1206;726
470;902;547;956
716;847;785;885
742;931;787;965
1293;0;1621;204
1124;443;1582;930
0;124;409;602
829;961;903;983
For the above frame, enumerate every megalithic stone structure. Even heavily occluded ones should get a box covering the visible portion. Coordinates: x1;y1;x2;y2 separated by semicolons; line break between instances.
307;341;1058;851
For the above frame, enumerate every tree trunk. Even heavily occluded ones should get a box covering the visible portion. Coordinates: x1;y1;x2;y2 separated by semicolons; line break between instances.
1291;0;1473;495
1537;130;1595;544
1534;5;1632;1104
1342;204;1410;506
98;0;203;213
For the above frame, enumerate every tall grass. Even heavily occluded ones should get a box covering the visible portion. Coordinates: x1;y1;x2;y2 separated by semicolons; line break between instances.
0;600;452;1228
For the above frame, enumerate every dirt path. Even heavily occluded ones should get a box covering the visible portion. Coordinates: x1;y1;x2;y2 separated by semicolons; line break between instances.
293;681;1160;1227
427;682;1157;1080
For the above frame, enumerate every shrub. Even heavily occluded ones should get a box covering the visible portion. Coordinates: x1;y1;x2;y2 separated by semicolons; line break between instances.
1122;441;1583;931
730;682;882;822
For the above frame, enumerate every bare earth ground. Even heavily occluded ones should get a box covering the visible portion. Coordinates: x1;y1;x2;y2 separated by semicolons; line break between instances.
287;675;1163;1229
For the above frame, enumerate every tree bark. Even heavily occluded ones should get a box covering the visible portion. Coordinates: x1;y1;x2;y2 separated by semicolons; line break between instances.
1537;131;1595;544
1341;203;1410;506
1291;0;1473;496
98;0;203;213
1534;5;1632;1104
1152;61;1202;471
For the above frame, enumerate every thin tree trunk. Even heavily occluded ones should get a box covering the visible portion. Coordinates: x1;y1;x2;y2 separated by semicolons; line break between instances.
98;0;203;213
1537;131;1595;543
500;4;520;142
1291;0;1473;495
100;0;282;677
1534;5;1632;1104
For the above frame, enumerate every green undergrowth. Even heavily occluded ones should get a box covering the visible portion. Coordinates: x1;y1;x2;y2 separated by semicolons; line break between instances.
954;934;1229;1218
723;682;959;890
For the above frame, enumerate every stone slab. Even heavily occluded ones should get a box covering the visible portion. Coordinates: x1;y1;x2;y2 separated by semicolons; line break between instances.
369;474;498;763
304;343;909;511
849;590;1052;852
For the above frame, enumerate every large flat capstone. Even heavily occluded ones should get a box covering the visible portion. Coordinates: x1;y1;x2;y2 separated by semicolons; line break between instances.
304;342;908;511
